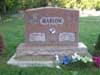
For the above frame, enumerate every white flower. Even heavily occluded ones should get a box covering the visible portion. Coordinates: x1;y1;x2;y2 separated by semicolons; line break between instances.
89;58;93;62
77;55;82;61
72;52;93;63
81;57;87;63
84;56;93;62
72;55;76;60
72;53;81;60
56;65;61;69
74;53;78;57
55;54;59;61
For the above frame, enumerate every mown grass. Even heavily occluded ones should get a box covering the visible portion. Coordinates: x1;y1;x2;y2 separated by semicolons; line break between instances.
0;16;100;75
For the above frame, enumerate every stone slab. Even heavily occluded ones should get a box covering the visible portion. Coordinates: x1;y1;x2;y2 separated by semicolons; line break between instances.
16;42;91;58
7;42;92;67
7;54;54;67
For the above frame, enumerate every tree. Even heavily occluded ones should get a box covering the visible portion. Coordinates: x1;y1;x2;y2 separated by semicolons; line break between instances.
0;0;7;15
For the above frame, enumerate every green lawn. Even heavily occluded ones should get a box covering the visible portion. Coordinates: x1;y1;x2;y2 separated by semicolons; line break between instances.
0;16;100;75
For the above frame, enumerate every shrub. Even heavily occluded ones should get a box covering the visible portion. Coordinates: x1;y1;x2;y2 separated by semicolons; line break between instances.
0;33;5;55
52;0;100;10
95;34;100;50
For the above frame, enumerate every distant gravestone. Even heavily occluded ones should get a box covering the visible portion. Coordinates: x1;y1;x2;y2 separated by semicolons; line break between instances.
7;7;91;67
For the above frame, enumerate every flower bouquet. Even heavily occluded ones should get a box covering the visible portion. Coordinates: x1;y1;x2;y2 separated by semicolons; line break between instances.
71;53;93;64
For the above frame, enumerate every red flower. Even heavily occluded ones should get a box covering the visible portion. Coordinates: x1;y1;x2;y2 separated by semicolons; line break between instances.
93;56;100;67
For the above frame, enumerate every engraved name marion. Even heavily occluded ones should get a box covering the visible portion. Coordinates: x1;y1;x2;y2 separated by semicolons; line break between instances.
29;16;64;25
40;17;64;25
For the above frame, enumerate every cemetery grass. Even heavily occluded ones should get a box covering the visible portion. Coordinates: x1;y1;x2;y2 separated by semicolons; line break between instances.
0;16;100;75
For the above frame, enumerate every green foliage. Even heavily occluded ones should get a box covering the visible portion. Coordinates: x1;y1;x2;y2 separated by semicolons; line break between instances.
52;0;100;10
17;0;47;10
1;0;100;15
3;0;47;14
5;0;19;13
95;0;100;10
0;0;6;15
0;0;100;15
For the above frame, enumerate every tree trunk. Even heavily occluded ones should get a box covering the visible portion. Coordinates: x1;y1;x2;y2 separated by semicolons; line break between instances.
3;4;6;14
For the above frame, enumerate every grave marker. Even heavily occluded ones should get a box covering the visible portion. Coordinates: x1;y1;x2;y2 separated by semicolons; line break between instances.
7;7;91;67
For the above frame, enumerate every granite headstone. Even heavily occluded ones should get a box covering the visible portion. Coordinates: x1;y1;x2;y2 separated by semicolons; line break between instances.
7;7;91;67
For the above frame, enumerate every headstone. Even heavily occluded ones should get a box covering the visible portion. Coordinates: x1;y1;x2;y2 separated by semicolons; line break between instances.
25;7;78;46
7;7;91;67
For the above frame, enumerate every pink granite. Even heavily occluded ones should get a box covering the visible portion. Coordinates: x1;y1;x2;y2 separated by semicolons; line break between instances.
24;7;79;47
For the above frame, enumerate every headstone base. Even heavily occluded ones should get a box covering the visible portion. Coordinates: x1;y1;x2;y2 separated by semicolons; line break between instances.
7;54;54;67
7;42;91;67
